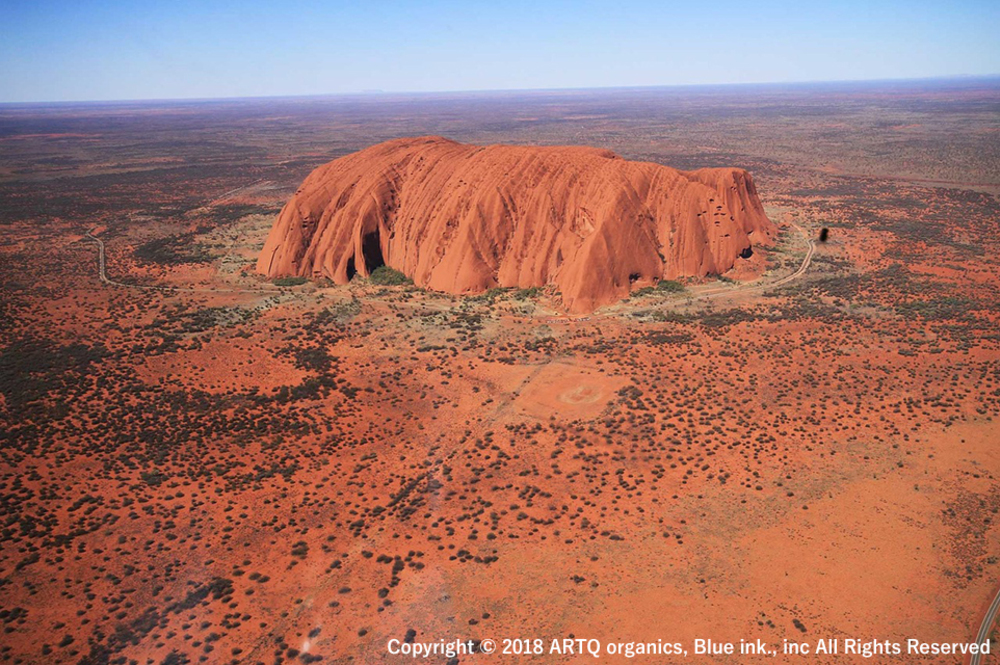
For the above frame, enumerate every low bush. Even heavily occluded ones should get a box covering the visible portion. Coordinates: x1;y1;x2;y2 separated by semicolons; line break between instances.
273;276;308;287
369;266;411;286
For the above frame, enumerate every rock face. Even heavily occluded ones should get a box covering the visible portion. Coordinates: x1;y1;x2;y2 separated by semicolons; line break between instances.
258;136;775;312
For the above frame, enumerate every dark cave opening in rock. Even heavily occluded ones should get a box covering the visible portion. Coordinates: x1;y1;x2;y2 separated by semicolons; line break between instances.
361;230;385;274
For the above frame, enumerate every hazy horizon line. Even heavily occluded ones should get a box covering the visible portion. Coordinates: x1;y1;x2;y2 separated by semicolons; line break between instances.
2;73;998;108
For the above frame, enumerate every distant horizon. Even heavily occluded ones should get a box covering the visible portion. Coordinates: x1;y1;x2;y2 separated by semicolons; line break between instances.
2;73;999;107
2;0;997;104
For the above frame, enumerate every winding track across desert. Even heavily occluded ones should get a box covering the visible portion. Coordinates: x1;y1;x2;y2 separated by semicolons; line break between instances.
970;587;1000;665
680;218;815;303
85;229;283;295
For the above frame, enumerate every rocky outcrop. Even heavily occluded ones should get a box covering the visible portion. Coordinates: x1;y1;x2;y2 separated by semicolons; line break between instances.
258;136;774;312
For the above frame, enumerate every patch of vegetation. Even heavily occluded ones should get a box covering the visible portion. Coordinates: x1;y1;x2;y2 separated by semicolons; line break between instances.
209;203;281;225
896;296;978;321
292;346;333;373
633;279;686;297
695;308;766;329
369;266;412;286
172;306;257;334
513;287;543;300
135;233;217;265
167;577;234;613
313;299;362;324
655;279;685;293
0;338;109;414
141;471;169;487
631;309;693;323
470;287;512;304
645;331;694;345
272;276;308;287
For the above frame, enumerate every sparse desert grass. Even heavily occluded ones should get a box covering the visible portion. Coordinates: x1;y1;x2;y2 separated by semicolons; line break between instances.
272;275;308;287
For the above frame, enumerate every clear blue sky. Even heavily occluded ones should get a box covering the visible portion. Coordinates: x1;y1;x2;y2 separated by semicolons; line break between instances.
1;0;998;102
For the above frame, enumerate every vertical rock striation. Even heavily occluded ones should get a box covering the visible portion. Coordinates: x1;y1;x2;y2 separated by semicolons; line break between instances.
258;136;775;312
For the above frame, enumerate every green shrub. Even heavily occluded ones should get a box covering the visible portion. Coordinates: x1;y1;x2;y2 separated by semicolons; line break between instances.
656;279;685;293
369;266;411;286
470;287;511;303
633;280;684;298
272;276;308;287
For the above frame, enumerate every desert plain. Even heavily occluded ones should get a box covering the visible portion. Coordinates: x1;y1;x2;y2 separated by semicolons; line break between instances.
0;79;999;664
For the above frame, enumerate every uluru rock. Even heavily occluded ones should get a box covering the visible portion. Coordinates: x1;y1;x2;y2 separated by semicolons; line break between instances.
257;136;775;312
